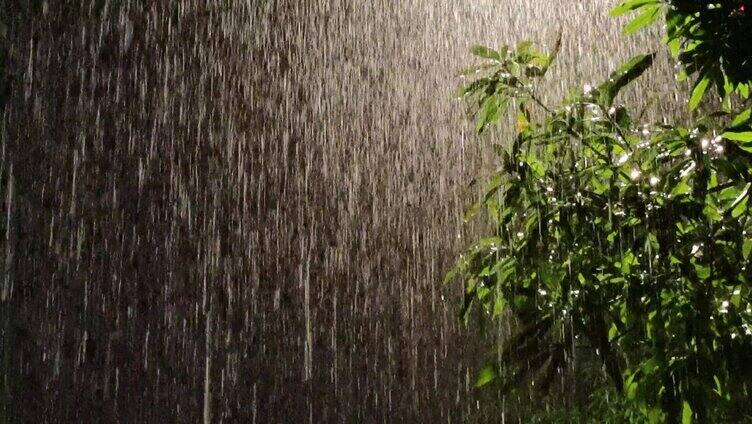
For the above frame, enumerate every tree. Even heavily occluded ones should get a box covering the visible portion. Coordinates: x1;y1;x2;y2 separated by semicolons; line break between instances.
448;1;752;421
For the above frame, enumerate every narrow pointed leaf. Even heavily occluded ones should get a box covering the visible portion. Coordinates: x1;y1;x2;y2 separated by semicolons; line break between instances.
722;131;752;142
682;401;693;424
689;75;710;110
611;0;659;16
729;183;750;218
623;4;661;35
731;108;751;128
475;364;497;387
471;45;500;61
599;53;656;106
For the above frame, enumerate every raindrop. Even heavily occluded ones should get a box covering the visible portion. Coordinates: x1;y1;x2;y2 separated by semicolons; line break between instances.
630;168;642;181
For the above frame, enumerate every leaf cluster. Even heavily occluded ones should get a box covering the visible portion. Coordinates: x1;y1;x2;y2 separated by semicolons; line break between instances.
449;39;752;422
612;0;752;110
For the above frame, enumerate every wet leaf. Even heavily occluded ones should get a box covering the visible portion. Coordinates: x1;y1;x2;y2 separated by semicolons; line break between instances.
729;183;750;218
464;201;481;222
477;95;507;133
470;45;500;61
492;297;506;317
608;323;619;341
740;83;750;99
689;75;710;111
671;181;692;196
694;263;711;280
722;131;752;143
610;0;660;17
623;4;661;35
599;53;656;107
474;364;497;387
682;401;693;424
731;108;751;128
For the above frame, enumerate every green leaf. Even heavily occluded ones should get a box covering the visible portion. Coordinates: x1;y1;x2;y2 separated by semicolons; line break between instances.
515;40;534;56
459;63;496;77
444;260;464;285
729;183;750;218
682;401;693;424
483;175;504;202
457;78;490;98
475;364;497;387
492;297;506;317
641;357;659;374
703;204;722;222
740;83;750;99
719;185;743;202
714;375;725;397
599;53;656;106
620;251;636;274
623;4;661;35
731;108;751;128
541;31;562;76
522;154;546;177
608;323;619;341
743;239;752;259
722;131;752;143
667;37;682;57
694;263;711;280
477;95;507;133
464;201;481;222
723;74;735;97
610;0;659;16
471;45;500;61
671;181;692;196
689;75;710;111
625;372;639;399
516;105;530;133
478;236;502;249
648;408;665;424
732;291;741;308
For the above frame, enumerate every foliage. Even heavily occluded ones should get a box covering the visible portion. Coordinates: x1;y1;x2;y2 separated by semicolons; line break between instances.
612;0;752;110
448;21;752;424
